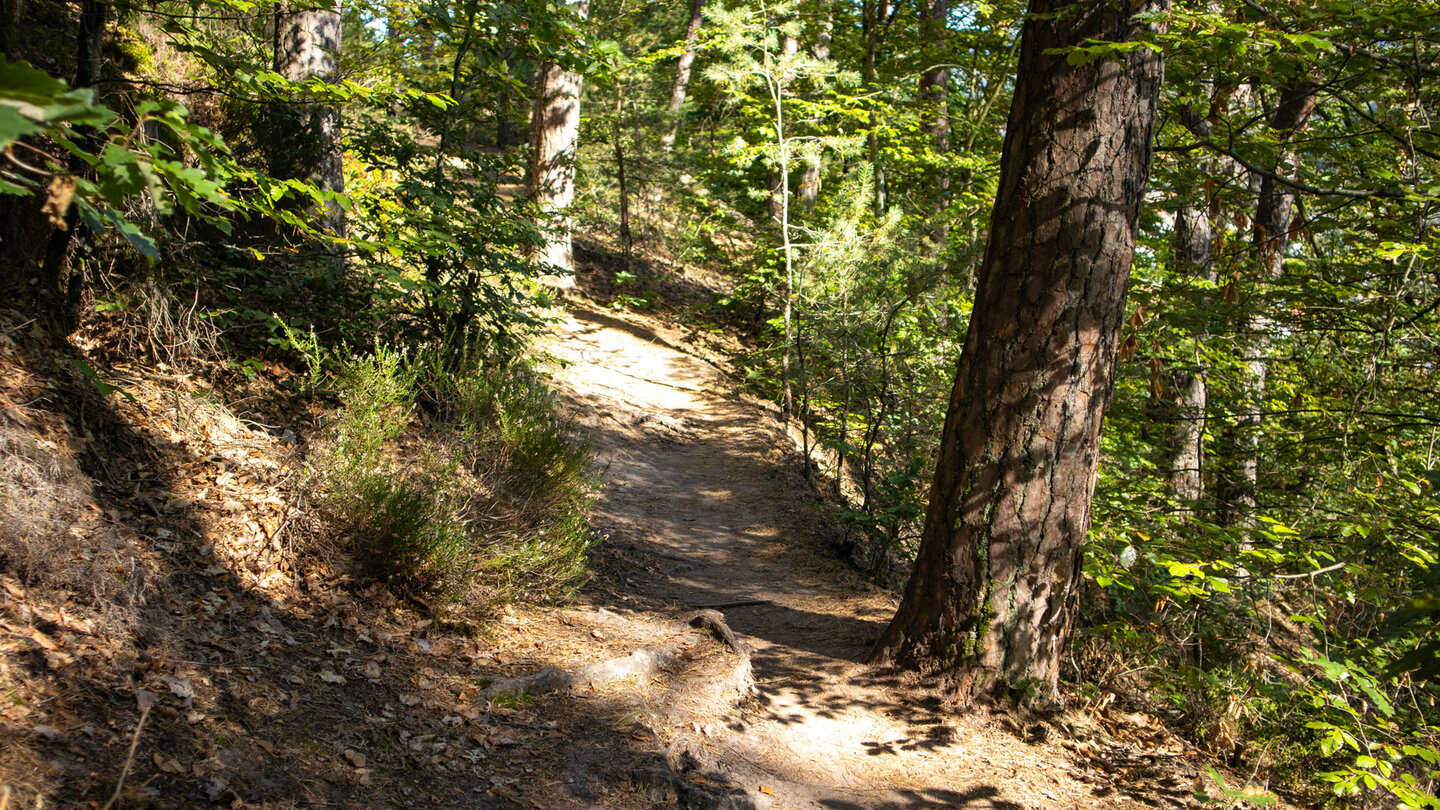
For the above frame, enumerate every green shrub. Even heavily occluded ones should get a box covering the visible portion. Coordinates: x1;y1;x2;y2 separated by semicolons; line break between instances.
311;346;597;602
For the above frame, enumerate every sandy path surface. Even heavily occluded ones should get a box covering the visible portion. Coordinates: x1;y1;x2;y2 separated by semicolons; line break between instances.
546;303;1178;810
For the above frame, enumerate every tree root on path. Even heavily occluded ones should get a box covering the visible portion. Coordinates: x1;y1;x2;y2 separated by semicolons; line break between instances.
688;609;748;659
484;611;751;700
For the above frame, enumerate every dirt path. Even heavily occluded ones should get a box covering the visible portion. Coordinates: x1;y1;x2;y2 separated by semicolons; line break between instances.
544;303;1186;810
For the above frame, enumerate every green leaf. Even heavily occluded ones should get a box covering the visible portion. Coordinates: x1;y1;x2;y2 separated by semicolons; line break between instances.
72;358;135;402
0;103;39;146
0;56;68;104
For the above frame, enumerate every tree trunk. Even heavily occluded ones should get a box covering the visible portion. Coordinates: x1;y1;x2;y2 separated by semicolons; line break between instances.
799;153;821;211
660;0;705;151
768;33;799;228
918;0;949;249
613;118;632;273
1223;81;1316;525
495;47;519;150
529;0;590;287
861;0;888;216
798;11;832;213
37;0;106;334
1167;202;1214;504
867;0;1167;705
274;0;345;238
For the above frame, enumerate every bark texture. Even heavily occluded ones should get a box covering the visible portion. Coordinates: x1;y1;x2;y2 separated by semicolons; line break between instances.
274;1;345;237
529;0;590;285
660;0;706;150
867;0;1166;704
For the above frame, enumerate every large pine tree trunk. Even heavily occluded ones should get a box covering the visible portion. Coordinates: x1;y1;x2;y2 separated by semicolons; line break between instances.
660;0;705;151
529;0;590;287
274;1;345;238
867;0;1166;705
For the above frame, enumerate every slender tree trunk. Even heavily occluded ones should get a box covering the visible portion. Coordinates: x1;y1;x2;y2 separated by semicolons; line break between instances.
661;0;706;151
799;153;821;211
1223;81;1316;525
918;0;949;249
274;0;345;238
1168;201;1214;504
37;0;106;333
862;0;889;216
529;0;590;287
495;47;519;149
867;0;1167;706
768;33;799;229
613;116;632;273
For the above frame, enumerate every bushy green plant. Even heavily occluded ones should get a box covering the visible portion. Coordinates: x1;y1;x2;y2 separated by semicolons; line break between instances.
312;346;597;602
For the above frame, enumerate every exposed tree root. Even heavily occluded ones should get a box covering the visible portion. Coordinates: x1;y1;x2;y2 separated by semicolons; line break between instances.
485;610;754;701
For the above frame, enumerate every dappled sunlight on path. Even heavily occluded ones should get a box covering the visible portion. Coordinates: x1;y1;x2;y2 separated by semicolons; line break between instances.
545;301;1169;809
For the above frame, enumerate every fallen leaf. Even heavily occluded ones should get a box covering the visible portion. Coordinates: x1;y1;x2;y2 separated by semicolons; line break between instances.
343;749;367;768
33;724;61;741
23;627;58;651
136;689;159;713
161;674;195;706
399;694;422;707
41;176;75;229
153;753;186;774
759;785;774;795
319;670;347;685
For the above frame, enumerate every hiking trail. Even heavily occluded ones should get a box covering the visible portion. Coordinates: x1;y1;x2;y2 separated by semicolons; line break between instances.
533;300;1194;809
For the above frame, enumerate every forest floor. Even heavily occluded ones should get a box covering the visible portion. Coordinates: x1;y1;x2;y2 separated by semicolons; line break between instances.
0;259;1260;808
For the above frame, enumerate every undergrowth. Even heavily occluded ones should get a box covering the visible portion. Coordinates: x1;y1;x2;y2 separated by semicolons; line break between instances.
311;345;598;603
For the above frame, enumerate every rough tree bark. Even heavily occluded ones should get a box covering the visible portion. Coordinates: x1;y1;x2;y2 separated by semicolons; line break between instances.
274;0;345;238
660;0;706;151
866;0;1167;705
529;0;590;287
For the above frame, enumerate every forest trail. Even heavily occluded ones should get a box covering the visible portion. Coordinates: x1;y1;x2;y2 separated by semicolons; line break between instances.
541;300;1186;810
